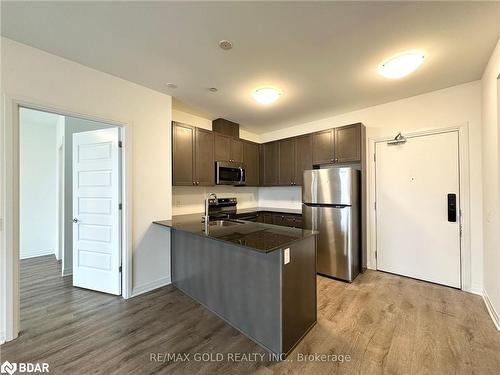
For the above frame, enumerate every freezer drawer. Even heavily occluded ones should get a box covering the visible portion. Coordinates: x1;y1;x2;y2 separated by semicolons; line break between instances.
303;204;359;282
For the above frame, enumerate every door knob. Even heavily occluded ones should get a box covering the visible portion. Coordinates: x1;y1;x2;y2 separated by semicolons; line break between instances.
73;218;79;223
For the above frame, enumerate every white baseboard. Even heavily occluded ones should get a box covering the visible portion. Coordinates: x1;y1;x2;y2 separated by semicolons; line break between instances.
0;331;5;345
131;276;171;297
467;283;483;296
482;288;500;331
20;249;54;259
62;268;72;277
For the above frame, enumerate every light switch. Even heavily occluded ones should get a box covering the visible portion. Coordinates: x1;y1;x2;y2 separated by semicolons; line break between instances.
284;248;290;264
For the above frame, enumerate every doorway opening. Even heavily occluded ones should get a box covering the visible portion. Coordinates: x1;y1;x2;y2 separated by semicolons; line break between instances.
18;106;124;331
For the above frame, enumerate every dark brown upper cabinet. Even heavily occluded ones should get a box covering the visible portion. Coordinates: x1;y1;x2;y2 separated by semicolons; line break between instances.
230;139;244;163
312;129;335;165
194;128;215;186
294;134;313;186
172;122;195;186
335;123;361;163
278;138;296;186
278;135;312;186
172;122;214;186
214;133;243;163
261;141;279;186
243;141;259;186
312;123;362;165
214;133;231;161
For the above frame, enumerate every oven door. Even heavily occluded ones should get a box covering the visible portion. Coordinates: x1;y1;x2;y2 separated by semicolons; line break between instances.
216;162;246;185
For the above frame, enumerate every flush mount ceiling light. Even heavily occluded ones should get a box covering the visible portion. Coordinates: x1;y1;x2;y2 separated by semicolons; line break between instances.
252;87;282;105
378;52;425;79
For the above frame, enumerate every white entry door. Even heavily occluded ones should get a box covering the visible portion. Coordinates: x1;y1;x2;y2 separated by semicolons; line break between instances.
73;128;121;295
375;131;461;288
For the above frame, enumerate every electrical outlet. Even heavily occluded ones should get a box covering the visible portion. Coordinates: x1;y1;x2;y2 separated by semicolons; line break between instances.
284;248;290;264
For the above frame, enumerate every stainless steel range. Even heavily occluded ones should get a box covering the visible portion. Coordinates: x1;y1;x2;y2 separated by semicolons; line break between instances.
206;197;237;219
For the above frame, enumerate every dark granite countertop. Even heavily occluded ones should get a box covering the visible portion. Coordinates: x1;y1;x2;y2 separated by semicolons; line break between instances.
153;213;316;253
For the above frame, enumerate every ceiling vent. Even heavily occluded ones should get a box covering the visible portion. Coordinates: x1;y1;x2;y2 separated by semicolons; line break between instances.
218;40;233;50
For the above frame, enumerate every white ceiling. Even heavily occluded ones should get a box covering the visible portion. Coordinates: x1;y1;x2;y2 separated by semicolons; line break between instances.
2;1;499;133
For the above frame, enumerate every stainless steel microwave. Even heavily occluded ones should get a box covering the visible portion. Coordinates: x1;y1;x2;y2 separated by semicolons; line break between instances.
216;161;246;185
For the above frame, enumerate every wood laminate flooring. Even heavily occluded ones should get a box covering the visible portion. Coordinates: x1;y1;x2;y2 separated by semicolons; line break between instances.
1;255;499;374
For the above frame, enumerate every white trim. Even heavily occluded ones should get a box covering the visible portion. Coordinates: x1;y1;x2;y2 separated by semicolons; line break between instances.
19;250;54;259
368;123;472;292
0;331;5;345
62;268;73;277
482;288;500;331
131;277;172;297
2;96;133;342
468;283;483;296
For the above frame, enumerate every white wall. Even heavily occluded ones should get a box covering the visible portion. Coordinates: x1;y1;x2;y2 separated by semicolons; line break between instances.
260;81;483;293
480;38;500;329
1;36;173;340
62;116;116;276
19;109;60;259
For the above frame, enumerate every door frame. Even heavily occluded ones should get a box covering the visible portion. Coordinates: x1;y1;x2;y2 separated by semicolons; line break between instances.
1;96;132;343
368;123;472;293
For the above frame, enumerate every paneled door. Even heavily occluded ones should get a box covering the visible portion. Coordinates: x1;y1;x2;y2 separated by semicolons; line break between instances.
72;128;121;295
375;131;461;288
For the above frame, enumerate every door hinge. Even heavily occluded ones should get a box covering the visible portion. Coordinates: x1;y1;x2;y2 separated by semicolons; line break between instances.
374;201;377;210
459;224;463;237
118;140;123;148
119;203;122;210
375;250;377;260
374;153;376;162
119;265;122;273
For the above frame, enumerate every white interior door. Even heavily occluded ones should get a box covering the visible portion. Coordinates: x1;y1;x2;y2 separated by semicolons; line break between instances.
375;131;461;288
73;127;121;295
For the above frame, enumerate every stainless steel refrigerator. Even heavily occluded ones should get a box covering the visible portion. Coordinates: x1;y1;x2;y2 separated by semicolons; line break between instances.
302;168;360;282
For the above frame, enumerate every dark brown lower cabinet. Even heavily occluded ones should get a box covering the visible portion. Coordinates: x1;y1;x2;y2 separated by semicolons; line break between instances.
272;213;303;228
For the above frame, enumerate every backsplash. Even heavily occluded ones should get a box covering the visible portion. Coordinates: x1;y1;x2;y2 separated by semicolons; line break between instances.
173;185;302;215
172;186;259;215
258;186;302;210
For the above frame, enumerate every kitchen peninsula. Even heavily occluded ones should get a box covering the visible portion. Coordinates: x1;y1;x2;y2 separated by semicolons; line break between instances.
154;214;317;356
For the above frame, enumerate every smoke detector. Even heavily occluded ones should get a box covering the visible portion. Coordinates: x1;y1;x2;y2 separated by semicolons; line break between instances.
208;87;218;92
218;40;233;50
166;83;178;89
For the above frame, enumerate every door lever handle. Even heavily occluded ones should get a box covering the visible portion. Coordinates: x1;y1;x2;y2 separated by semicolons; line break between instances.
447;194;457;222
73;218;79;223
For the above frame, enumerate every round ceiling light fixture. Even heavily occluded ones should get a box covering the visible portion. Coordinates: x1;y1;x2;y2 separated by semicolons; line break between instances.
378;52;425;79
252;87;282;105
218;40;233;50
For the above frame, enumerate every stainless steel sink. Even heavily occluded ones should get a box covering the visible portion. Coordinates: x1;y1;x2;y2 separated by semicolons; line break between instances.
208;219;244;227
